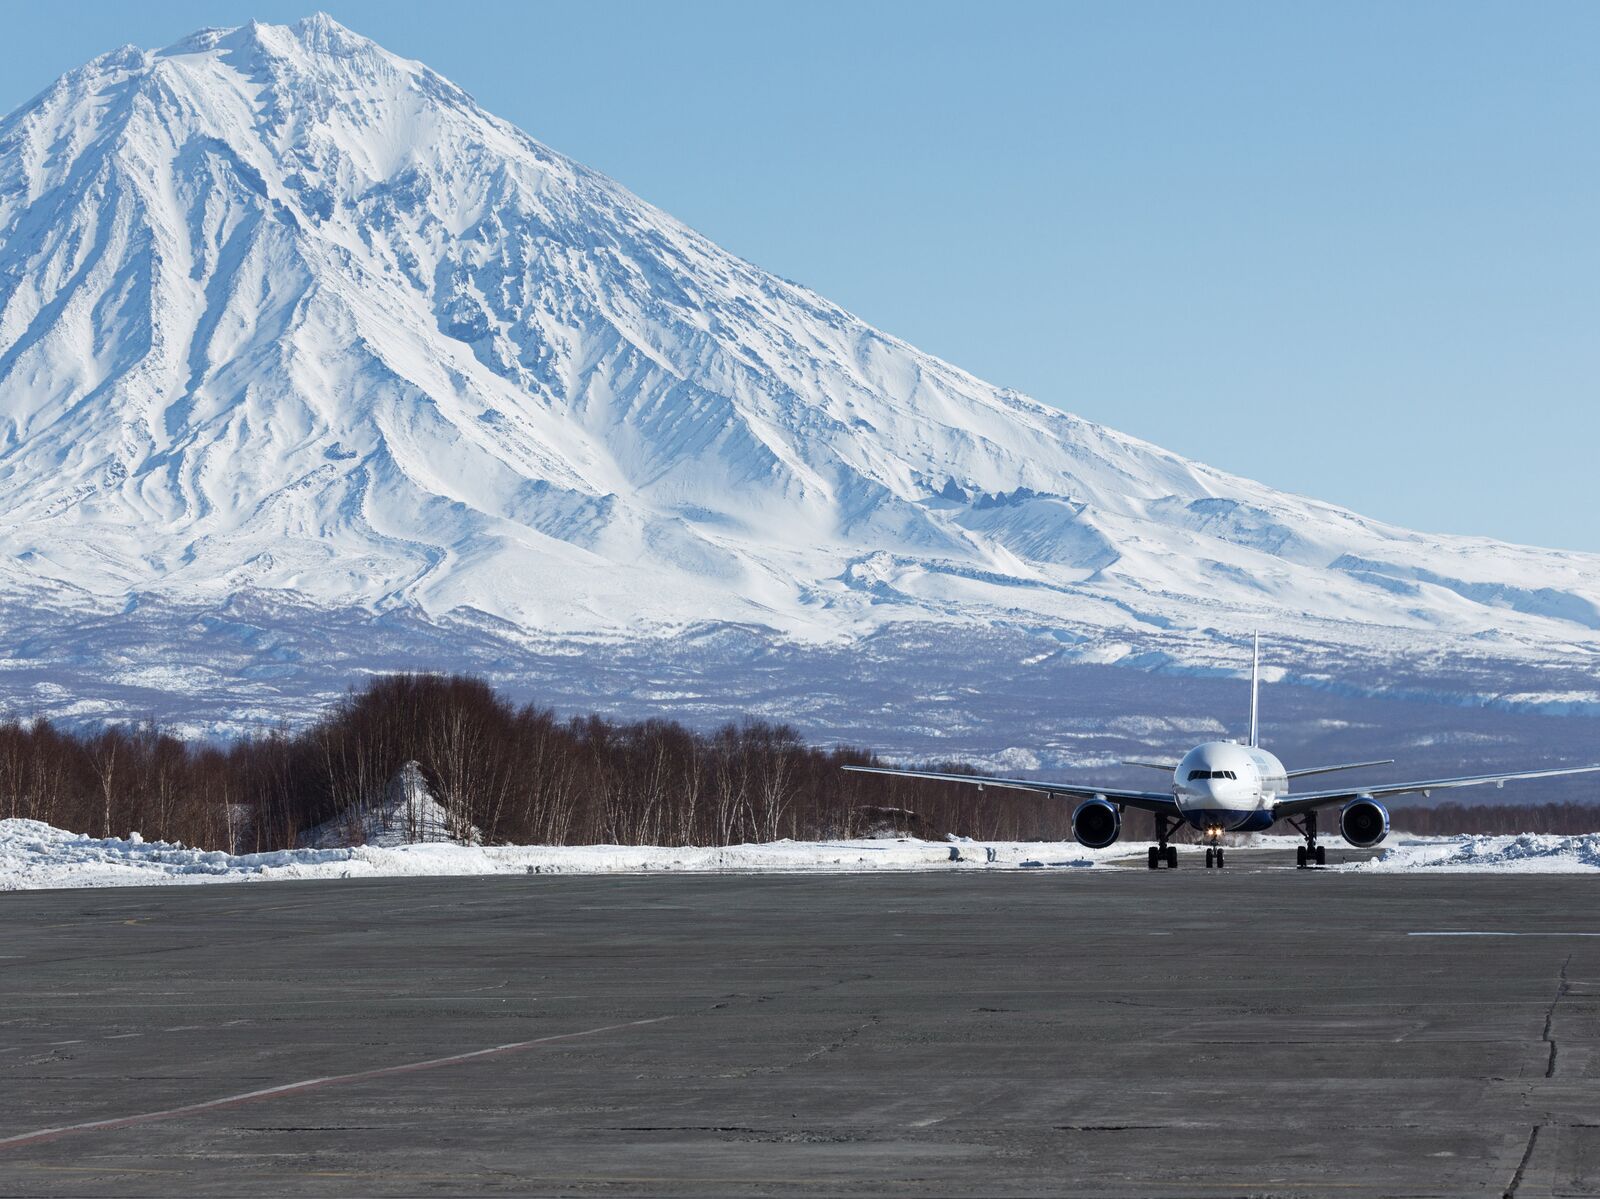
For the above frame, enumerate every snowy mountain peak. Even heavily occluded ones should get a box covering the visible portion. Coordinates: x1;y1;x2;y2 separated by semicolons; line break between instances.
1;17;1597;675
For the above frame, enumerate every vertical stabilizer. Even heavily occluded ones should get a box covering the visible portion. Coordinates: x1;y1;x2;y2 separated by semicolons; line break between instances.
1248;632;1260;748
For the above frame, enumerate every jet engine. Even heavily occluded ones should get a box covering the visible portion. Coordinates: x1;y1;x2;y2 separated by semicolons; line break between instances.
1072;797;1122;849
1339;797;1390;848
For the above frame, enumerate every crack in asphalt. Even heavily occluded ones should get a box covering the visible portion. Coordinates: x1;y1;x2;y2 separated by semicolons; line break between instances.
1503;1124;1540;1198
1541;954;1571;1079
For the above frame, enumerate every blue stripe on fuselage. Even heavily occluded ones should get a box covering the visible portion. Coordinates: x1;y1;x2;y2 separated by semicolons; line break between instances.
1181;808;1275;833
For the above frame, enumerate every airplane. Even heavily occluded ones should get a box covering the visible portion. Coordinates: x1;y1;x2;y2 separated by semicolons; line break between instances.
843;634;1600;869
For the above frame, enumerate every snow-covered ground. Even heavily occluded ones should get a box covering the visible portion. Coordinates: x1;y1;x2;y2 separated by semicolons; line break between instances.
1333;832;1600;873
2;819;1598;891
0;819;1122;891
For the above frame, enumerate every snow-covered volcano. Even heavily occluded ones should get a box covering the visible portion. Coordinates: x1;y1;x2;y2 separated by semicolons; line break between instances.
1;15;1597;731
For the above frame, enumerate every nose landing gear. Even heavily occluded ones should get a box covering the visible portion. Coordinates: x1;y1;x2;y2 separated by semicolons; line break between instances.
1204;845;1225;868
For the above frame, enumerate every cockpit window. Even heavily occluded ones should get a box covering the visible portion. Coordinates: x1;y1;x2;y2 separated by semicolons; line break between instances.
1187;769;1236;781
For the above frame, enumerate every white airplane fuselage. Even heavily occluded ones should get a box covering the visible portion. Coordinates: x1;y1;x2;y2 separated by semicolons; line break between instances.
1173;740;1287;833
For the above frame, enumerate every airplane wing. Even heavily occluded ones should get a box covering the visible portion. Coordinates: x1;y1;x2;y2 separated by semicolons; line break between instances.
1284;759;1394;779
1122;758;1181;772
1273;764;1600;819
842;765;1181;815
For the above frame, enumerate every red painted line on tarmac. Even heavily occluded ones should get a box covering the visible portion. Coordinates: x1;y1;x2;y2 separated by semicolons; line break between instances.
0;1016;671;1152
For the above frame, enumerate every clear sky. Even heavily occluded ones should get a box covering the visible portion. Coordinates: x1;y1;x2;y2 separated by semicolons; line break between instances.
3;2;1596;551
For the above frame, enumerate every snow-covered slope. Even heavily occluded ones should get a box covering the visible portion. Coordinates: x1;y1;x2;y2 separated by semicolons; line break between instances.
1;15;1597;723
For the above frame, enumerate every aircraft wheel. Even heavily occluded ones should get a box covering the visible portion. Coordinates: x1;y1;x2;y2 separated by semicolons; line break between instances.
1148;846;1159;870
1315;845;1327;867
1216;849;1225;869
1205;848;1214;869
1296;845;1307;868
1164;845;1177;869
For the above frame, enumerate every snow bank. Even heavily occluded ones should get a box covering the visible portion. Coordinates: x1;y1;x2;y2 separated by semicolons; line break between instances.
0;819;1121;891
1340;833;1600;873
7;820;1597;891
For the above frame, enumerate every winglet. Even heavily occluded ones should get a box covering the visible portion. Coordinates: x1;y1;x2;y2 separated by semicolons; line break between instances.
1248;632;1260;749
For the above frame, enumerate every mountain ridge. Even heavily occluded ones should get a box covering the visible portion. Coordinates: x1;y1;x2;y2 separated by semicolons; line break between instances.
1;14;1597;732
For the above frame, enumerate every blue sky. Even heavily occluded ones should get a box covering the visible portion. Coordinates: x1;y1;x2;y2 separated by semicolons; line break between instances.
4;2;1596;551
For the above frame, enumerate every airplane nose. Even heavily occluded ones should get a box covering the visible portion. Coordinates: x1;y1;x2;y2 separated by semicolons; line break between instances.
1190;776;1238;804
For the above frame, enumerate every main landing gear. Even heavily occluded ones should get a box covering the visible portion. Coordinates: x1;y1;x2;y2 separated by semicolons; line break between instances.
1147;815;1178;869
1146;844;1178;869
1290;811;1327;868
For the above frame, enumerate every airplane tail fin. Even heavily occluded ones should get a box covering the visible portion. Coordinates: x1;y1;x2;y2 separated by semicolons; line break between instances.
1248;632;1260;748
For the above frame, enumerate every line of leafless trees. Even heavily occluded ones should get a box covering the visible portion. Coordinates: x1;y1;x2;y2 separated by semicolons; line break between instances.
0;675;1068;850
1387;802;1600;837
1;674;1596;851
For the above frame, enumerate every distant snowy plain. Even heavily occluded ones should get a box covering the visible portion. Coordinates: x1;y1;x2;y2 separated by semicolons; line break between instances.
2;819;1595;891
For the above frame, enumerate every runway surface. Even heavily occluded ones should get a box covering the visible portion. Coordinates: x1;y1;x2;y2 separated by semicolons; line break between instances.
1;850;1596;1196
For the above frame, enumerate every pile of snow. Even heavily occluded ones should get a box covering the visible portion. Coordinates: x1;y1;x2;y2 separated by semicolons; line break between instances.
299;762;479;848
1341;833;1600;873
0;820;361;891
0;819;1125;891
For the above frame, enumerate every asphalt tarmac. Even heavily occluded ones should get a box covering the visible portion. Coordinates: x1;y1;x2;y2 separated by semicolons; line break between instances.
1;850;1596;1196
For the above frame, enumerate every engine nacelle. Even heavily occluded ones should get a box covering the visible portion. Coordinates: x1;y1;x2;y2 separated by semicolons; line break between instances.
1072;797;1122;849
1339;797;1390;848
